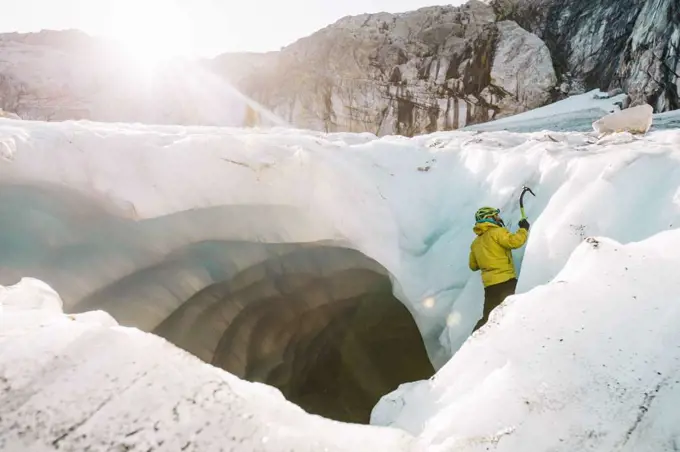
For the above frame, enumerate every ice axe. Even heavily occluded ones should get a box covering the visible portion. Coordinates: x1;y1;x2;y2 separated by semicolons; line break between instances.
519;186;536;220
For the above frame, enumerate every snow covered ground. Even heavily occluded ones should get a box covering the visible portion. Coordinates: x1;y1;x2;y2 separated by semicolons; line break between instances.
3;226;680;450
1;115;680;450
0;278;414;452
373;230;680;451
466;89;680;133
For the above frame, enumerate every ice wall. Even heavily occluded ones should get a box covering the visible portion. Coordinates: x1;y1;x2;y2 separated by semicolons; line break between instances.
4;227;680;451
373;229;680;451
2;117;680;450
2;118;680;368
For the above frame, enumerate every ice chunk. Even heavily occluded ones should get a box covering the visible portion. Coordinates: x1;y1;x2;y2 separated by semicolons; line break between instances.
593;103;654;135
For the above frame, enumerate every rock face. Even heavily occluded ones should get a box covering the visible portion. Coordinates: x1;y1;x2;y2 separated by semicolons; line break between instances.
490;20;558;115
214;0;557;135
0;0;677;135
213;0;679;135
492;0;680;111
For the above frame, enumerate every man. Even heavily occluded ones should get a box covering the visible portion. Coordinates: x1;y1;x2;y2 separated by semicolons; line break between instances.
469;207;530;332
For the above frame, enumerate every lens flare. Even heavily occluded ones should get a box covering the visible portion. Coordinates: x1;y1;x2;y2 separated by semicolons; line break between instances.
109;0;194;69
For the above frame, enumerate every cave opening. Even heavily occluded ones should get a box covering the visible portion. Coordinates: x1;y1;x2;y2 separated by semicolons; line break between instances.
0;185;435;425
152;246;436;424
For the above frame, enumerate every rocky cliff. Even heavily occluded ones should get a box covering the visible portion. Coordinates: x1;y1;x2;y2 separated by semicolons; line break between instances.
213;0;558;135
491;0;679;111
214;0;679;136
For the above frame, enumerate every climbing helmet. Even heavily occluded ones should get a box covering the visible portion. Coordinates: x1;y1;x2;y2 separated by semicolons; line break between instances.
475;206;501;223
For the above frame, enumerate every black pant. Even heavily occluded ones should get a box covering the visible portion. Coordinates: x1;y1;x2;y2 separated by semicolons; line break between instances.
473;278;518;332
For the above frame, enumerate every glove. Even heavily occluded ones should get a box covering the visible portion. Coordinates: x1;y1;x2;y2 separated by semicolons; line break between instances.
518;218;530;231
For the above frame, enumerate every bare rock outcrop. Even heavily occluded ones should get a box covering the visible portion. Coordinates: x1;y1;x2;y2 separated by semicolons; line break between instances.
214;1;557;136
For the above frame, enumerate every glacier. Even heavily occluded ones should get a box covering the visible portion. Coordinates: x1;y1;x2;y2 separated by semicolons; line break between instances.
373;230;680;451
1;111;680;450
0;278;414;452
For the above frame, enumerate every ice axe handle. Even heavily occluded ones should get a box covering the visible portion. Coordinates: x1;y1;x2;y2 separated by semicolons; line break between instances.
519;186;536;220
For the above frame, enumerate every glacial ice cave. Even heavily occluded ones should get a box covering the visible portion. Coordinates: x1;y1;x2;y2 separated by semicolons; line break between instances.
0;183;434;424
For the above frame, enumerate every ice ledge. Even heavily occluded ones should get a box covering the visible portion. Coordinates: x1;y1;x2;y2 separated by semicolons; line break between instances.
0;277;414;451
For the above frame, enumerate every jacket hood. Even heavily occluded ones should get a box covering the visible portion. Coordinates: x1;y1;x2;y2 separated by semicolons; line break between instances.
473;221;500;236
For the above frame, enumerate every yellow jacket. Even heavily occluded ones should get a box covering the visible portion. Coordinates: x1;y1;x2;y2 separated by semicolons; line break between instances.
469;222;528;287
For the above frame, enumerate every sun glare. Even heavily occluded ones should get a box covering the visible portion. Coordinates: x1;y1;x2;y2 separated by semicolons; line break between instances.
109;0;194;68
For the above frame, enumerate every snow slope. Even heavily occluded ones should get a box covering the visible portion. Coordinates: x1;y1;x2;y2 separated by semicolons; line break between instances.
373;229;680;451
465;89;627;132
465;89;680;133
1;115;680;449
0;278;413;452
2;117;680;369
3;228;680;450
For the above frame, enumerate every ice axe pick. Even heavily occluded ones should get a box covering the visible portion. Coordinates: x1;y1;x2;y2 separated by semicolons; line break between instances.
519;186;536;220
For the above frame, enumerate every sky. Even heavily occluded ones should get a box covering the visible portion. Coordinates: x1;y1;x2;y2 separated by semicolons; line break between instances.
0;0;467;57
